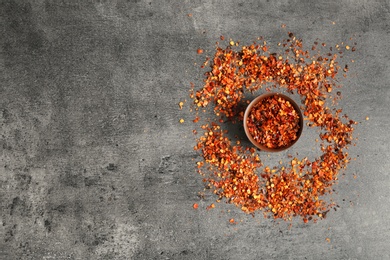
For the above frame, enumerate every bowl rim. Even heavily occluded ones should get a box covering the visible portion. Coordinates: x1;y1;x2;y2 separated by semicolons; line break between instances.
243;92;304;152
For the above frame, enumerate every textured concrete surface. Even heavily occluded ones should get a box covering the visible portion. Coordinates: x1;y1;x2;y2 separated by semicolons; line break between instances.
1;0;390;259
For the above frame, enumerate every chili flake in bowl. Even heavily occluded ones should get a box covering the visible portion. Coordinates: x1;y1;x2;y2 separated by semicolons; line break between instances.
244;93;303;152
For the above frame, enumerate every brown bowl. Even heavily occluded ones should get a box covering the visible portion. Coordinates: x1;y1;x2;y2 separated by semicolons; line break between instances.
243;92;303;152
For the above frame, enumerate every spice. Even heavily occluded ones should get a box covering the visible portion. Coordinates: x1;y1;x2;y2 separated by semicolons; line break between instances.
246;95;301;149
179;118;185;123
190;31;357;222
197;48;204;54
193;203;199;209
207;203;215;210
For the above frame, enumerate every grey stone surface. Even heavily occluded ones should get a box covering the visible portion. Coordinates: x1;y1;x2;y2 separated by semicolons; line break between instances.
1;0;389;259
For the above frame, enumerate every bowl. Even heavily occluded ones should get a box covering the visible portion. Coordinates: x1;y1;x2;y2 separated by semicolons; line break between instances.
243;92;303;152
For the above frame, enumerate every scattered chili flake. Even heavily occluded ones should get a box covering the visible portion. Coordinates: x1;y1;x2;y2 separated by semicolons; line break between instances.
207;203;215;210
193;203;199;209
189;31;357;223
229;218;235;224
197;48;204;54
179;118;185;123
179;101;184;109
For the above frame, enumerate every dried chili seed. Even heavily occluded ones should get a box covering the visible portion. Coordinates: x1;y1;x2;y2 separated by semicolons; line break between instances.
207;203;215;210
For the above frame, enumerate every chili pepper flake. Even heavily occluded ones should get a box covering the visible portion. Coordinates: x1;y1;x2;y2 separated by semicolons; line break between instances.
246;95;301;149
193;203;199;209
207;203;215;210
189;31;357;223
197;48;204;54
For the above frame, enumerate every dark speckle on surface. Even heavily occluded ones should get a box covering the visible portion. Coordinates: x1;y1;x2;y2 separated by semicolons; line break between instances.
107;163;118;171
0;0;389;259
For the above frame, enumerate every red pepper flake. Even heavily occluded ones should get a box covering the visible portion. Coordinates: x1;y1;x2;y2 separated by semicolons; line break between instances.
246;95;301;149
206;203;215;210
197;48;204;54
188;31;358;223
193;203;199;209
229;218;235;224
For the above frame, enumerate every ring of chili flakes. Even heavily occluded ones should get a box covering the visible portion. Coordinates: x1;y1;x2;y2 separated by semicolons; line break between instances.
190;32;357;223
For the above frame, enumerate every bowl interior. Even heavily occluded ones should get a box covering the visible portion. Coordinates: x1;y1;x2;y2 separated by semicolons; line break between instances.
243;93;303;152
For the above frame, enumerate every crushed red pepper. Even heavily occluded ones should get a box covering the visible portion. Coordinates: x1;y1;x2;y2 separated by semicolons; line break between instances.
247;95;301;149
190;31;357;222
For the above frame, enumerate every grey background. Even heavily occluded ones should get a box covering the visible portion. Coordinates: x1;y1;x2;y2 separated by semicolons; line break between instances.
1;0;389;259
